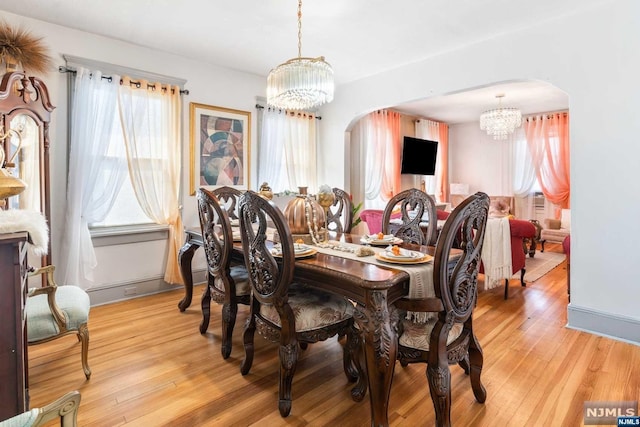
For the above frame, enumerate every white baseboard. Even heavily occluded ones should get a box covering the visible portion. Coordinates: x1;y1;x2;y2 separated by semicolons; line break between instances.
87;269;207;306
567;304;640;346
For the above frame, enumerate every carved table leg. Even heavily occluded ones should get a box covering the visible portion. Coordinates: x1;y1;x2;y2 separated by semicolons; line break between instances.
178;240;199;312
354;290;398;427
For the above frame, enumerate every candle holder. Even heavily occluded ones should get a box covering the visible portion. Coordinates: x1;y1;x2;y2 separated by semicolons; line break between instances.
316;185;335;234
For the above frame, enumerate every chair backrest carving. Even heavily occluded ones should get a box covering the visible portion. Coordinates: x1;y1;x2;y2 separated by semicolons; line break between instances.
212;186;243;220
327;187;353;234
382;188;437;245
238;191;294;306
197;188;233;284
434;192;489;322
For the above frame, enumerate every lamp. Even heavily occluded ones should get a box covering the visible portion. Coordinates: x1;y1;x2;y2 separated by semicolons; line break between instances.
266;0;334;111
479;94;522;140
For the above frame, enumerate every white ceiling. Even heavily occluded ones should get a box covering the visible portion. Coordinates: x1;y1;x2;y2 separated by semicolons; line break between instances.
0;0;590;122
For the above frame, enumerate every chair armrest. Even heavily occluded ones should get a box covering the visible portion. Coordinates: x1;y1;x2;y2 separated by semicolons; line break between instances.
32;390;81;427
27;265;67;332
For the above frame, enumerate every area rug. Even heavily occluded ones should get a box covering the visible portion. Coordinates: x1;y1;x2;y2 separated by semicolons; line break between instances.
513;250;566;282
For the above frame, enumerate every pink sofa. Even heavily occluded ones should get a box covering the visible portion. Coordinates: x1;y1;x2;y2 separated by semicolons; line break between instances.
359;209;449;235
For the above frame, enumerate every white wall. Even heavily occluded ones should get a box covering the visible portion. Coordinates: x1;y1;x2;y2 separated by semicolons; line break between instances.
0;11;266;294
448;122;515;196
320;0;640;340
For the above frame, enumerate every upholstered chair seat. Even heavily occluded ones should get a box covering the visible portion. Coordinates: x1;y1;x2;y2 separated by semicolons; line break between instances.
27;286;90;342
26;266;91;379
211;265;250;296
259;284;354;332
399;317;464;351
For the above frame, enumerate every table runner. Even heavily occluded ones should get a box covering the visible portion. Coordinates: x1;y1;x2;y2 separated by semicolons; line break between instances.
311;240;436;323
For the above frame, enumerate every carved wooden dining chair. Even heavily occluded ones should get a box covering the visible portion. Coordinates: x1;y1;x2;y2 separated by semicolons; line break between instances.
326;187;354;234
238;190;360;417
382;188;437;245
395;192;490;426
212;186;243;221
26;266;91;380
196;188;250;359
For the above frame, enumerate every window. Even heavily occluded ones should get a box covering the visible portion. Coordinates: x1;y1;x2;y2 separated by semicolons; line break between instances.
87;103;150;228
257;106;318;193
60;63;184;286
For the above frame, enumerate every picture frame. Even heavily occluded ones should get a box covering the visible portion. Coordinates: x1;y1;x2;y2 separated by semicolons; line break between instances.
189;103;251;195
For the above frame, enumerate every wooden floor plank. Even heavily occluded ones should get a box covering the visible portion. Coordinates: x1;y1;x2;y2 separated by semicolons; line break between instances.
27;245;640;426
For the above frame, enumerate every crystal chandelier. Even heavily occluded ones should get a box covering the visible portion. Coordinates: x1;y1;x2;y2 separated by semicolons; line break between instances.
266;0;334;111
479;94;522;140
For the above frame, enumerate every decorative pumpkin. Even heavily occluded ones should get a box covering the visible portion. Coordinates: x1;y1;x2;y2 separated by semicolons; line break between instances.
283;186;325;234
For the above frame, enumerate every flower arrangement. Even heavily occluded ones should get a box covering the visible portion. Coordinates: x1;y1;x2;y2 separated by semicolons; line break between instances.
0;22;52;74
351;200;363;229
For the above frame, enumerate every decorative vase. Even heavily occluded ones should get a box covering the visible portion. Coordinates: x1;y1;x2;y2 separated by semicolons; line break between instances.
258;182;273;200
283;186;326;237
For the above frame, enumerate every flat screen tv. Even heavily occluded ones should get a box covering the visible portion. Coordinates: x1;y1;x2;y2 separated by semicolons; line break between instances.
400;136;438;175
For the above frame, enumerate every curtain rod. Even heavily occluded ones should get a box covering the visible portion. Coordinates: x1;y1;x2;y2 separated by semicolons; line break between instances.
58;66;190;95
255;104;321;120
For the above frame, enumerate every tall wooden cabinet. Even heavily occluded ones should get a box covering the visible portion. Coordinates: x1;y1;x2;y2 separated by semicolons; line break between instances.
0;232;29;420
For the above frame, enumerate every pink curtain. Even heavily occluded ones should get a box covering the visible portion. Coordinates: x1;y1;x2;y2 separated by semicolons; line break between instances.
437;123;449;202
524;112;570;216
370;110;401;201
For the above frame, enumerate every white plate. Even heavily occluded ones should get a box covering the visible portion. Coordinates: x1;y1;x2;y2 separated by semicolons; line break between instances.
271;244;315;257
382;249;422;261
375;252;432;264
360;235;403;246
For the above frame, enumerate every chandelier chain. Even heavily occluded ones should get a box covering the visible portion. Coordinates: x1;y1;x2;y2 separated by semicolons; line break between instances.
297;0;302;58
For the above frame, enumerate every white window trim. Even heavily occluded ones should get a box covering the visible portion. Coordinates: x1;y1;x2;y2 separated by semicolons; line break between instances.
90;223;170;247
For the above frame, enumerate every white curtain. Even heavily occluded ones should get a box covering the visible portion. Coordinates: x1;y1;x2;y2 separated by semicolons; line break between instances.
360;115;384;206
284;112;317;191
258;107;317;193
118;77;183;285
59;68;126;288
415;119;443;200
258;108;287;191
511;127;537;219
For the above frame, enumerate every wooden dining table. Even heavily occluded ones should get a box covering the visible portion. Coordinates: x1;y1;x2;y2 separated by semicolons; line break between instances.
178;228;447;426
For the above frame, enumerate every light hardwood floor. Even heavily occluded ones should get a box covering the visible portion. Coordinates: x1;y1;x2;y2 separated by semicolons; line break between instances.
28;245;640;426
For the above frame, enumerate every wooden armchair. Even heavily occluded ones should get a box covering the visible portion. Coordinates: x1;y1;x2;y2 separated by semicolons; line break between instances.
238;191;360;417
0;391;81;427
395;192;490;426
382;188;437;245
26;266;91;379
326;187;353;234
196;188;250;359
